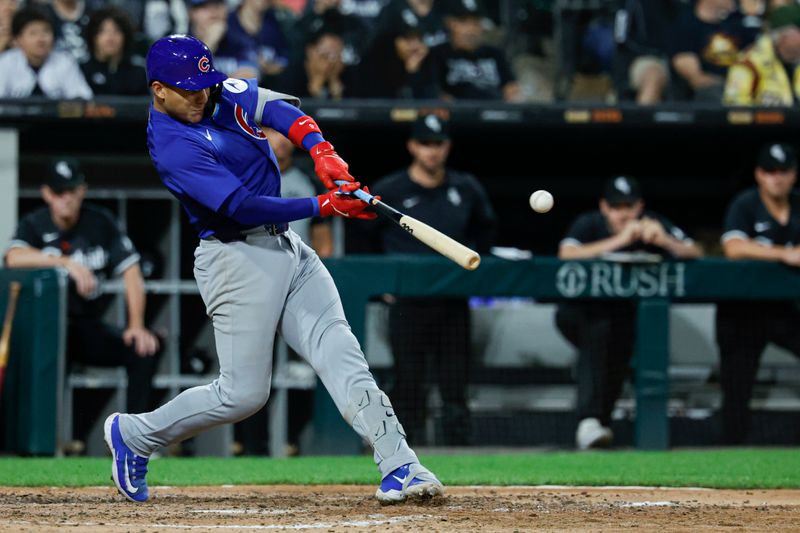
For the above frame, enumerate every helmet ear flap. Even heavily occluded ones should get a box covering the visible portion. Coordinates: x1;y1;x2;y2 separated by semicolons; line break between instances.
209;83;223;100
201;83;223;117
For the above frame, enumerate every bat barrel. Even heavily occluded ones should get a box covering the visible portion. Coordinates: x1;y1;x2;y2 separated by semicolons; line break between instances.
334;180;481;271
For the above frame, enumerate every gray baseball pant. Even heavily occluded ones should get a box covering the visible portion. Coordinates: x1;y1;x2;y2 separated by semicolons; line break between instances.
119;229;418;476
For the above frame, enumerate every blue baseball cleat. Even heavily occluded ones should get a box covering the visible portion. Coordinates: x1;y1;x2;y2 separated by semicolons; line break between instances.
103;413;150;502
375;463;444;504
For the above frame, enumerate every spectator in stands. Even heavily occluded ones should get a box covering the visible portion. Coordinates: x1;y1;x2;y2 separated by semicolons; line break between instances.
227;0;291;82
4;159;162;452
375;0;448;50
234;128;334;456
188;0;259;80
305;0;390;32
428;0;521;101
717;142;800;444
279;15;352;99
613;0;680;104
724;4;800;106
81;7;147;96
740;0;766;29
0;0;18;54
671;0;758;101
0;7;93;99
41;0;103;64
355;14;437;98
140;0;190;43
556;176;702;450
363;114;497;446
295;0;372;67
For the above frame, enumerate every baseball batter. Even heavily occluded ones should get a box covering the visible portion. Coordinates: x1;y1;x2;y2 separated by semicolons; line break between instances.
103;34;442;504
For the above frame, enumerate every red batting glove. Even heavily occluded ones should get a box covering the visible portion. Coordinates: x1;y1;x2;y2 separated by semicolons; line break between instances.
317;183;377;220
310;141;355;191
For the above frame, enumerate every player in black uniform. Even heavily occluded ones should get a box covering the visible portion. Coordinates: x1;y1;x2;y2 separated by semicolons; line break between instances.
4;159;161;448
364;114;496;445
717;142;800;444
428;0;520;101
556;176;702;449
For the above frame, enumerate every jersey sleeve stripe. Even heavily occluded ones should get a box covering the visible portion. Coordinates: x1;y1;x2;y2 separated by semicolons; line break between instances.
559;238;583;248
721;230;750;243
113;253;141;276
6;239;33;250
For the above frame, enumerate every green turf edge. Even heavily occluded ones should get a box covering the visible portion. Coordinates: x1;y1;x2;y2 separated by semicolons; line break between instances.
1;449;799;489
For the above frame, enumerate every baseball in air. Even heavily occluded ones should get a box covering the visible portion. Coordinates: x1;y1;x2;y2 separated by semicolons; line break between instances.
529;190;554;213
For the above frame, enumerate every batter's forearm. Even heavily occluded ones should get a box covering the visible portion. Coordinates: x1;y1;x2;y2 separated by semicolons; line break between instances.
228;194;318;226
258;99;324;150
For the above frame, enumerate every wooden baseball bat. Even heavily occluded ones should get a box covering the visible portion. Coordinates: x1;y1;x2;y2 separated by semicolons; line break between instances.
335;181;481;270
0;281;22;401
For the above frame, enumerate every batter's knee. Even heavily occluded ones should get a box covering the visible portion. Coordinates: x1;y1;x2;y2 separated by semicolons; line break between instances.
219;385;270;422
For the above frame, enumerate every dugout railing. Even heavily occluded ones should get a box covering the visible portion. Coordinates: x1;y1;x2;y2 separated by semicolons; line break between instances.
318;256;800;452
2;258;800;455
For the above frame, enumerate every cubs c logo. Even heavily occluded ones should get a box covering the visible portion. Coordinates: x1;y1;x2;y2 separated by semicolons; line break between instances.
234;104;268;140
198;56;210;73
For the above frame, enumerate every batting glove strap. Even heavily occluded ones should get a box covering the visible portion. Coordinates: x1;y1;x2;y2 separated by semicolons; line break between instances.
287;115;321;147
310;141;355;190
316;184;377;220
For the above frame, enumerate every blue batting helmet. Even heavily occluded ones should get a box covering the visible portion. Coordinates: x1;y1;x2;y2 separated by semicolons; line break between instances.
146;34;227;90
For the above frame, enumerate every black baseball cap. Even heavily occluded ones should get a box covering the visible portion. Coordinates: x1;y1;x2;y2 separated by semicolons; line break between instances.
44;159;86;192
602;176;641;204
757;143;797;171
444;0;487;18
393;15;423;39
411;114;450;142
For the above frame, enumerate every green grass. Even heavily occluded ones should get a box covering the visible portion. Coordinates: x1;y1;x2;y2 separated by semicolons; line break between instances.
1;449;799;489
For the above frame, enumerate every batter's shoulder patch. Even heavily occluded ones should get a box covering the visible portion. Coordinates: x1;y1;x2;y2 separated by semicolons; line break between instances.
234;104;268;140
222;78;248;94
215;78;268;140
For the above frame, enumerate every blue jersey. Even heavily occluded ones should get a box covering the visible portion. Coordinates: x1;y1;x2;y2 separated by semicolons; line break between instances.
148;78;309;239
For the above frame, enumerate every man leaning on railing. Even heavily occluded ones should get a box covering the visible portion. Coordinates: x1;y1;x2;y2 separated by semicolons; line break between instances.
716;142;800;444
555;176;703;450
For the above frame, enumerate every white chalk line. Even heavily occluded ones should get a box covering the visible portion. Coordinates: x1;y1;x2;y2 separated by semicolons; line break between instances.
4;514;431;530
618;501;676;508
84;484;715;492
463;485;715;491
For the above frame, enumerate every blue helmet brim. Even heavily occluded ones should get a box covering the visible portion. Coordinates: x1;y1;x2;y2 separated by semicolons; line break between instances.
168;70;227;91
